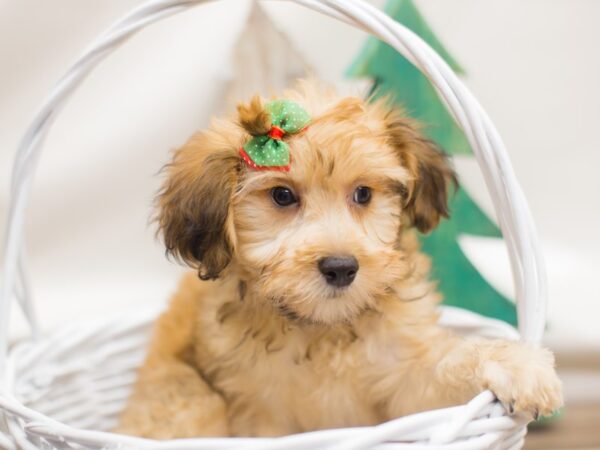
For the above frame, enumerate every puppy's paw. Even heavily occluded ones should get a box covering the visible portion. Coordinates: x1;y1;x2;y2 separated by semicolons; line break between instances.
480;345;563;418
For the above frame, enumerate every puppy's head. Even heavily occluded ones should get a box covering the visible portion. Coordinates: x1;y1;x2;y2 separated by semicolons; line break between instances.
157;82;456;323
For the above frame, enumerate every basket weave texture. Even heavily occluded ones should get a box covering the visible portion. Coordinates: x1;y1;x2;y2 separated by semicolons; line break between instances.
0;1;548;449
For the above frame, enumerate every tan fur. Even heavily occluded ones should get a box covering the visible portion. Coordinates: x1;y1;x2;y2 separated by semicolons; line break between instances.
237;95;272;136
118;81;563;438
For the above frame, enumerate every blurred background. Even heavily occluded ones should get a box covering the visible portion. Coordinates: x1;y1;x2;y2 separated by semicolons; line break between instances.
1;1;599;448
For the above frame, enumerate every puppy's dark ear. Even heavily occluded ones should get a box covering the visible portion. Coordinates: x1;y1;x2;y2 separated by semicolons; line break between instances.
386;115;457;234
156;132;241;280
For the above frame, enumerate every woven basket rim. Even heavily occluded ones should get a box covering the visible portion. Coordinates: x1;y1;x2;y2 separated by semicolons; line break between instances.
2;306;527;449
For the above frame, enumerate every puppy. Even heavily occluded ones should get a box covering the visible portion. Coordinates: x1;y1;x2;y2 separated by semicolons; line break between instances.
118;81;562;439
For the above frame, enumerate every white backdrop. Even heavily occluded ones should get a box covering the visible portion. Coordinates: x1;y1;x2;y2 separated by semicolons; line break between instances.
1;0;599;353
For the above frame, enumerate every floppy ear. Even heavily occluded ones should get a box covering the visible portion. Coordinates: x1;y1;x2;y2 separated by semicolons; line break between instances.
386;115;458;234
156;131;241;280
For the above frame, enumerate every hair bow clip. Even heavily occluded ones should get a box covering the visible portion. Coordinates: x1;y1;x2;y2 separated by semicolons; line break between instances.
239;100;310;172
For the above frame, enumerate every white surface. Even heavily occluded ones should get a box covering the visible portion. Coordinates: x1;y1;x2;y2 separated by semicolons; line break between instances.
1;0;599;351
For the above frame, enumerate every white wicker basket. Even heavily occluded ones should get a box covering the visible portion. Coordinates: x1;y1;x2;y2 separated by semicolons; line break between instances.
0;1;548;449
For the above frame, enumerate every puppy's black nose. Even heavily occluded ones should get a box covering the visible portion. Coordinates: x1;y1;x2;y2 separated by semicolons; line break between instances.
318;256;359;288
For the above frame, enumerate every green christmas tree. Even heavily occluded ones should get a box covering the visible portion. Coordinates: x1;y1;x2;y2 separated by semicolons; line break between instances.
347;0;516;325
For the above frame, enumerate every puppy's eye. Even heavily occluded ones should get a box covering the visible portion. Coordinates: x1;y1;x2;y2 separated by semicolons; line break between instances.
271;186;298;207
353;186;372;205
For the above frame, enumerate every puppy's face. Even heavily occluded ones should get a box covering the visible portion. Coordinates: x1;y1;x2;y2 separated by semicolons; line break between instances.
158;86;455;324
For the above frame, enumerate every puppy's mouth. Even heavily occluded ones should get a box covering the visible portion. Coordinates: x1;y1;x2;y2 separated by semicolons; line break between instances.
272;301;319;325
268;289;368;326
325;287;349;299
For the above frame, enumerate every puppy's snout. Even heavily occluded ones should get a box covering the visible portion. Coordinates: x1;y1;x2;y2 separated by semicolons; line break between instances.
318;256;359;288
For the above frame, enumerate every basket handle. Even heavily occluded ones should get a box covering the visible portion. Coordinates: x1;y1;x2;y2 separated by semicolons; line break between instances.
0;0;548;376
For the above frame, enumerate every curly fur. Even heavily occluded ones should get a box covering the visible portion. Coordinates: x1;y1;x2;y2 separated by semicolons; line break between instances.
237;95;272;136
118;80;563;439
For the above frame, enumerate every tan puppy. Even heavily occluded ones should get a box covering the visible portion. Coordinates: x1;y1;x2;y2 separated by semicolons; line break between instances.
118;81;562;439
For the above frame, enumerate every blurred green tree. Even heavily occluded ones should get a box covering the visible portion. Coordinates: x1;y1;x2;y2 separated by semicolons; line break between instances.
347;0;516;325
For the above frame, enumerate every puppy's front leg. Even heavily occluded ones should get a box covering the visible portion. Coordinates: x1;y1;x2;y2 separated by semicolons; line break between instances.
117;358;229;439
376;331;563;420
117;273;229;438
436;337;563;418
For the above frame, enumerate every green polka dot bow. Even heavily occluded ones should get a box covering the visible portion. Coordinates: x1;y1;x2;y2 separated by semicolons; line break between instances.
239;100;311;171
